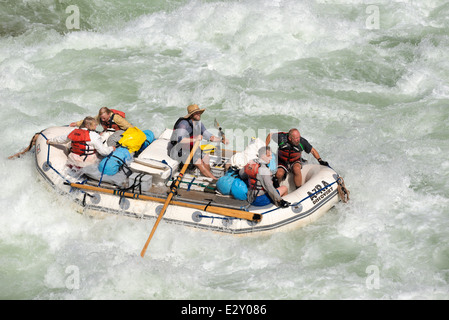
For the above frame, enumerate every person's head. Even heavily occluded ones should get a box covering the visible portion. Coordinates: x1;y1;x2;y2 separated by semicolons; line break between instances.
80;116;97;130
98;107;113;123
258;146;272;162
288;128;301;146
184;104;205;121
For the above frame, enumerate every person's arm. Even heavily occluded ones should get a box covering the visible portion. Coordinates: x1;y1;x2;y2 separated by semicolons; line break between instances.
209;135;229;144
179;135;203;144
199;123;229;144
310;147;321;160
89;132;115;156
266;132;281;146
69;120;83;127
257;167;282;203
310;147;329;166
300;137;328;166
238;167;248;180
265;133;273;146
113;115;133;131
47;134;70;145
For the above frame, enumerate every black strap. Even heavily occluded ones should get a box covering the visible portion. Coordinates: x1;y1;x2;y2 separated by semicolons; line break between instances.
204;199;213;212
110;154;132;177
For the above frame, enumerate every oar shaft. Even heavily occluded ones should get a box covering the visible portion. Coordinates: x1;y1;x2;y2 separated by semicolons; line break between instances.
69;183;261;221
140;139;201;257
140;191;174;257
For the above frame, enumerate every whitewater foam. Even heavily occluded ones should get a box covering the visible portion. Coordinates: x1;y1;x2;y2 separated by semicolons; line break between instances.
1;0;449;300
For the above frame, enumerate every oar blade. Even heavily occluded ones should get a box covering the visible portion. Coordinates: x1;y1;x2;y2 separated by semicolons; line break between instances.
140;139;201;258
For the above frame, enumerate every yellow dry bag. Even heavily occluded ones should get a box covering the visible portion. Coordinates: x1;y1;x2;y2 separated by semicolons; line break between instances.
118;127;147;153
200;144;216;154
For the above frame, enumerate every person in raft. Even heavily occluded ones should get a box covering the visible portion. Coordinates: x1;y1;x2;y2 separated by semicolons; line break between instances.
47;116;115;168
266;128;329;188
239;146;290;208
168;104;229;180
69;107;133;132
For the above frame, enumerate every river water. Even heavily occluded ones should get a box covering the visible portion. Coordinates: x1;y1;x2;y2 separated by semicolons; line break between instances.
1;0;448;300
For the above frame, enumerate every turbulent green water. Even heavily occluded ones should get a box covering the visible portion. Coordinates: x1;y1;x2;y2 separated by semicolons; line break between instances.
1;0;448;300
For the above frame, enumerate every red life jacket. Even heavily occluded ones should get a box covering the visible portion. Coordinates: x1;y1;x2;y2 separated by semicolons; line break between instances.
100;109;126;131
68;129;95;157
277;132;303;163
244;161;263;191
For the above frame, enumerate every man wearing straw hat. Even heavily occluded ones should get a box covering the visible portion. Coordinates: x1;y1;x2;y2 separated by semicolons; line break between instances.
168;104;229;180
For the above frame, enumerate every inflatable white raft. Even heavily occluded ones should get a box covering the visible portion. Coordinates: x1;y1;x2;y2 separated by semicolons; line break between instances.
34;126;344;235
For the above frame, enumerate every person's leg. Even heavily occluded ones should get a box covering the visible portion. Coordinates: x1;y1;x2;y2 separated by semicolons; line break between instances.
194;153;217;180
202;153;212;172
277;185;288;196
275;166;287;182
195;162;217;180
292;162;302;188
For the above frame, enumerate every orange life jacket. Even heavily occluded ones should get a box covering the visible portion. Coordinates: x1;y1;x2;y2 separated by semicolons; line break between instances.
244;161;263;191
68;129;95;157
100;109;126;131
277;132;303;163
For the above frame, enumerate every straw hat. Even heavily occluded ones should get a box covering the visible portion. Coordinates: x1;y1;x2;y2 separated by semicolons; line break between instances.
184;104;205;118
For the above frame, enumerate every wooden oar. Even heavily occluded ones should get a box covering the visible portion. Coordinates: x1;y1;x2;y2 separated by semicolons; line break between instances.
8;132;40;159
69;182;260;221
214;118;226;141
140;138;199;257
